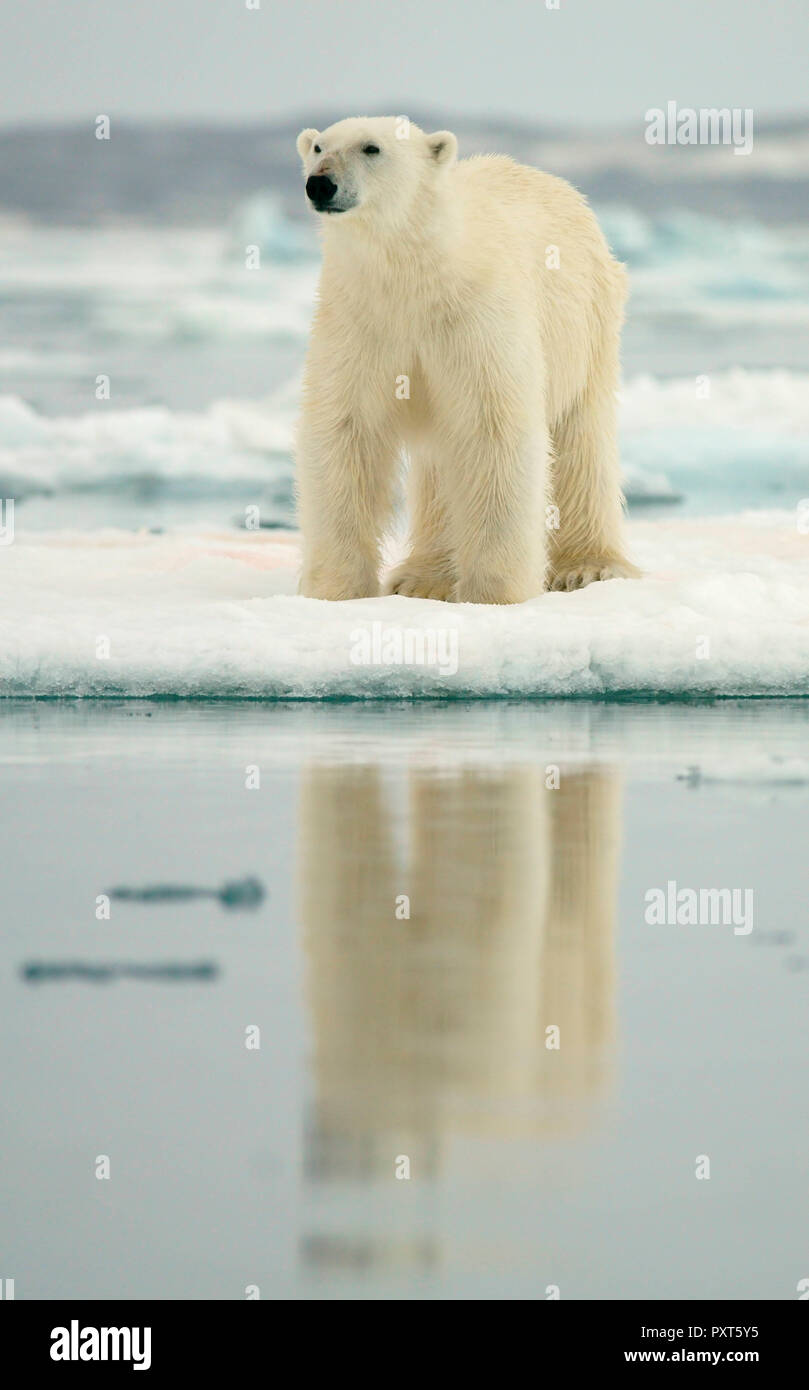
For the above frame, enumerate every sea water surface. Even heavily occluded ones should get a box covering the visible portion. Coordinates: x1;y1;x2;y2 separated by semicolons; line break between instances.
1;699;807;1300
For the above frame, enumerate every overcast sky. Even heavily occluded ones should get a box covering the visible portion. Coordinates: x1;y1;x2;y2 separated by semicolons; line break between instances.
4;0;808;127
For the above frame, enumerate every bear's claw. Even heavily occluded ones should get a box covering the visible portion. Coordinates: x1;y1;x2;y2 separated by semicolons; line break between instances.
548;559;640;592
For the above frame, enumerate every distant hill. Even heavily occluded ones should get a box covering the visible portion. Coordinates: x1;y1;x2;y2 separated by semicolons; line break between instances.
2;114;808;223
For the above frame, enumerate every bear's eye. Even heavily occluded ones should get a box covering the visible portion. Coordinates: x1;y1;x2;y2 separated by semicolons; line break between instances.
313;144;321;154
363;144;380;155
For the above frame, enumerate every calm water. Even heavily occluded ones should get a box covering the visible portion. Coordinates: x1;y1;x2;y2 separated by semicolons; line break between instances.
1;699;807;1299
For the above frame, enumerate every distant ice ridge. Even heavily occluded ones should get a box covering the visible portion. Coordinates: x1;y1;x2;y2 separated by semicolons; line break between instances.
599;208;809;333
0;388;298;500
2;208;807;352
619;369;809;433
3;368;808;511
226;195;316;264
0;220;319;343
1;513;808;699
619;370;809;509
602;207;809;278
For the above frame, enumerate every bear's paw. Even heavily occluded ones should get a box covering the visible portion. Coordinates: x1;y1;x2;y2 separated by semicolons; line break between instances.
384;561;456;602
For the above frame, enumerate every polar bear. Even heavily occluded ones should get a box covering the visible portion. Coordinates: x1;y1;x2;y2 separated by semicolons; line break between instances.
295;116;638;603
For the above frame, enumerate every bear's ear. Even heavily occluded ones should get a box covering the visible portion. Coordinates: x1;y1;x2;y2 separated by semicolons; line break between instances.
296;128;319;162
426;130;458;166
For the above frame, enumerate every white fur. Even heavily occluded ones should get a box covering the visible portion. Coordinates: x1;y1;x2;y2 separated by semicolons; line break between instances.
295;116;638;603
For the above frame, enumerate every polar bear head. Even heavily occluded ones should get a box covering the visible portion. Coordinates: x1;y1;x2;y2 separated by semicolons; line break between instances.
296;117;457;229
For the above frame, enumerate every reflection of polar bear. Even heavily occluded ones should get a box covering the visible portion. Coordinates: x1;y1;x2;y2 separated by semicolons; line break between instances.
295;116;638;604
298;760;621;1169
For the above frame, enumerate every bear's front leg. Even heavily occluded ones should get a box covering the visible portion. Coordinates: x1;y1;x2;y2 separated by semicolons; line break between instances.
296;391;398;601
450;428;548;605
425;327;548;605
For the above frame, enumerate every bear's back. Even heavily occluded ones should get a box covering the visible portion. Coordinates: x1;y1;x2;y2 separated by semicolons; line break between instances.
451;154;613;268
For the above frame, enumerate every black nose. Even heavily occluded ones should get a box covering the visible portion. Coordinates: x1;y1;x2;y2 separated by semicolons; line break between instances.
306;174;337;206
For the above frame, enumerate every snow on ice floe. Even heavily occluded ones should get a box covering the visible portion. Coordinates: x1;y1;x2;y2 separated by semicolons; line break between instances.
2;513;809;700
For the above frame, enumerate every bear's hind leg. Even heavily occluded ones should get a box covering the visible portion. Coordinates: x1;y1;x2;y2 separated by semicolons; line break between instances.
385;447;457;600
548;320;639;592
